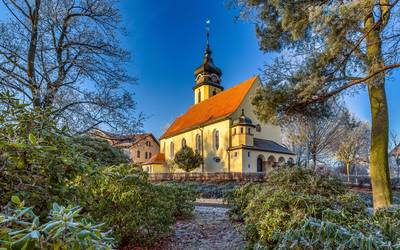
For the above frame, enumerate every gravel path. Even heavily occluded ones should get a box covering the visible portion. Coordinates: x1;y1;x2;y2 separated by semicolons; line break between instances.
163;206;246;250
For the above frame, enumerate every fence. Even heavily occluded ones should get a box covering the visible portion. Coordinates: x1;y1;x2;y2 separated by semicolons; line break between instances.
148;172;267;182
338;175;400;189
148;172;400;189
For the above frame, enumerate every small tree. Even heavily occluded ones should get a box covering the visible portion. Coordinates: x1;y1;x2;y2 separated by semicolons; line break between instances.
390;132;400;184
173;146;203;172
335;121;370;183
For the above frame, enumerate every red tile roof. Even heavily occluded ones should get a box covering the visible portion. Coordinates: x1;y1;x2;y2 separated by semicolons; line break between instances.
143;153;165;165
160;76;257;139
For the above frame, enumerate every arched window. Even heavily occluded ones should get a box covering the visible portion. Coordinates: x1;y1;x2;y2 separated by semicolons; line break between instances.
213;130;219;150
170;142;174;158
256;124;262;132
212;90;217;96
278;157;286;167
247;128;251;134
181;138;187;148
240;127;243;134
198;90;201;103
137;150;140;158
195;134;201;152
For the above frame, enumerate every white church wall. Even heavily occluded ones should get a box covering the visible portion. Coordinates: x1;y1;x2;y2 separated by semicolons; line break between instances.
232;77;283;143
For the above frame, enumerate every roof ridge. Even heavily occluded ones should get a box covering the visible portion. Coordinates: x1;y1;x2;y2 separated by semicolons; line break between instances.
160;76;258;139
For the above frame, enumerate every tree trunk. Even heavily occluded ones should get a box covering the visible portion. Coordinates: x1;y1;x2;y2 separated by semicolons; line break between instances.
365;14;392;209
346;162;350;183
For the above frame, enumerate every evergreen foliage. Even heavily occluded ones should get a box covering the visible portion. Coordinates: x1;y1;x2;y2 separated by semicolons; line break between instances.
83;165;198;246
173;146;203;172
233;0;400;208
0;196;114;250
226;167;400;249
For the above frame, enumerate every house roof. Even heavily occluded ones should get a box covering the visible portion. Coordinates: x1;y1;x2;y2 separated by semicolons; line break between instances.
160;76;257;139
88;129;159;148
253;138;295;155
142;153;165;165
229;138;295;155
391;144;400;157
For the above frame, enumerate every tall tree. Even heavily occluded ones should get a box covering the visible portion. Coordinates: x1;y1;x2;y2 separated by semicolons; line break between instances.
0;0;142;134
234;0;400;208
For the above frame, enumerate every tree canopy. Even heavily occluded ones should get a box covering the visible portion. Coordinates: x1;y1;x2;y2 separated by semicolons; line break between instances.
0;0;143;134
234;0;400;209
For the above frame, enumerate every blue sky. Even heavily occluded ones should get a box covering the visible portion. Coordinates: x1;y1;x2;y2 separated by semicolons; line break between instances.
0;1;399;138
120;0;399;138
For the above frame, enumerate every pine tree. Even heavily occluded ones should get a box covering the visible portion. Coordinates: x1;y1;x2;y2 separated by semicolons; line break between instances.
233;0;400;208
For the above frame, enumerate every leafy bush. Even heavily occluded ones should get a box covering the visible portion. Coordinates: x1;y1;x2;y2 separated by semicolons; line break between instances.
226;167;370;248
0;196;113;250
0;92;131;215
72;136;130;168
158;182;198;218
0;93;88;213
275;218;397;250
84;165;198;246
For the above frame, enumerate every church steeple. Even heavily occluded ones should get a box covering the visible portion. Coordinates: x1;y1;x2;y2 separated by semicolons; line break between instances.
193;20;223;104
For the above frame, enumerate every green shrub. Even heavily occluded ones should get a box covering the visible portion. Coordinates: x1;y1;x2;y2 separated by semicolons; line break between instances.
158;182;198;218
84;165;198;246
0;93;88;213
172;146;203;172
72;136;130;168
275;218;397;250
226;167;369;248
0;196;113;250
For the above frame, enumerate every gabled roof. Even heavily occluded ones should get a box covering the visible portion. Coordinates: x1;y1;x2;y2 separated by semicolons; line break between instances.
142;153;165;165
160;76;257;139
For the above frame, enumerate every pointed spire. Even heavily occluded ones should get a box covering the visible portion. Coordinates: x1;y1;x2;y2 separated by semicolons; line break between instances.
205;19;211;55
194;19;222;80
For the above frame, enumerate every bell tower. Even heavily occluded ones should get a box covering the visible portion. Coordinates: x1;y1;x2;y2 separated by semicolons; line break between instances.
193;20;223;104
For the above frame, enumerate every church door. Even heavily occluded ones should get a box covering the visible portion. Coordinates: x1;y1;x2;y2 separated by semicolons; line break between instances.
257;157;263;172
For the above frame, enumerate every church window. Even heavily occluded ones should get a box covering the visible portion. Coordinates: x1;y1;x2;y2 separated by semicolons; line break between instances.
247;128;251;134
212;90;217;96
213;130;219;150
198;90;201;103
240;127;243;134
149;152;152;158
181;138;187;148
137;150;140;158
195;134;201;152
145;152;148;159
248;151;250;158
248;164;251;169
256;124;262;132
170;142;174;158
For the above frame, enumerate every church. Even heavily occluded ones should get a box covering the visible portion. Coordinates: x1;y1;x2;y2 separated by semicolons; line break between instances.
142;31;295;174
